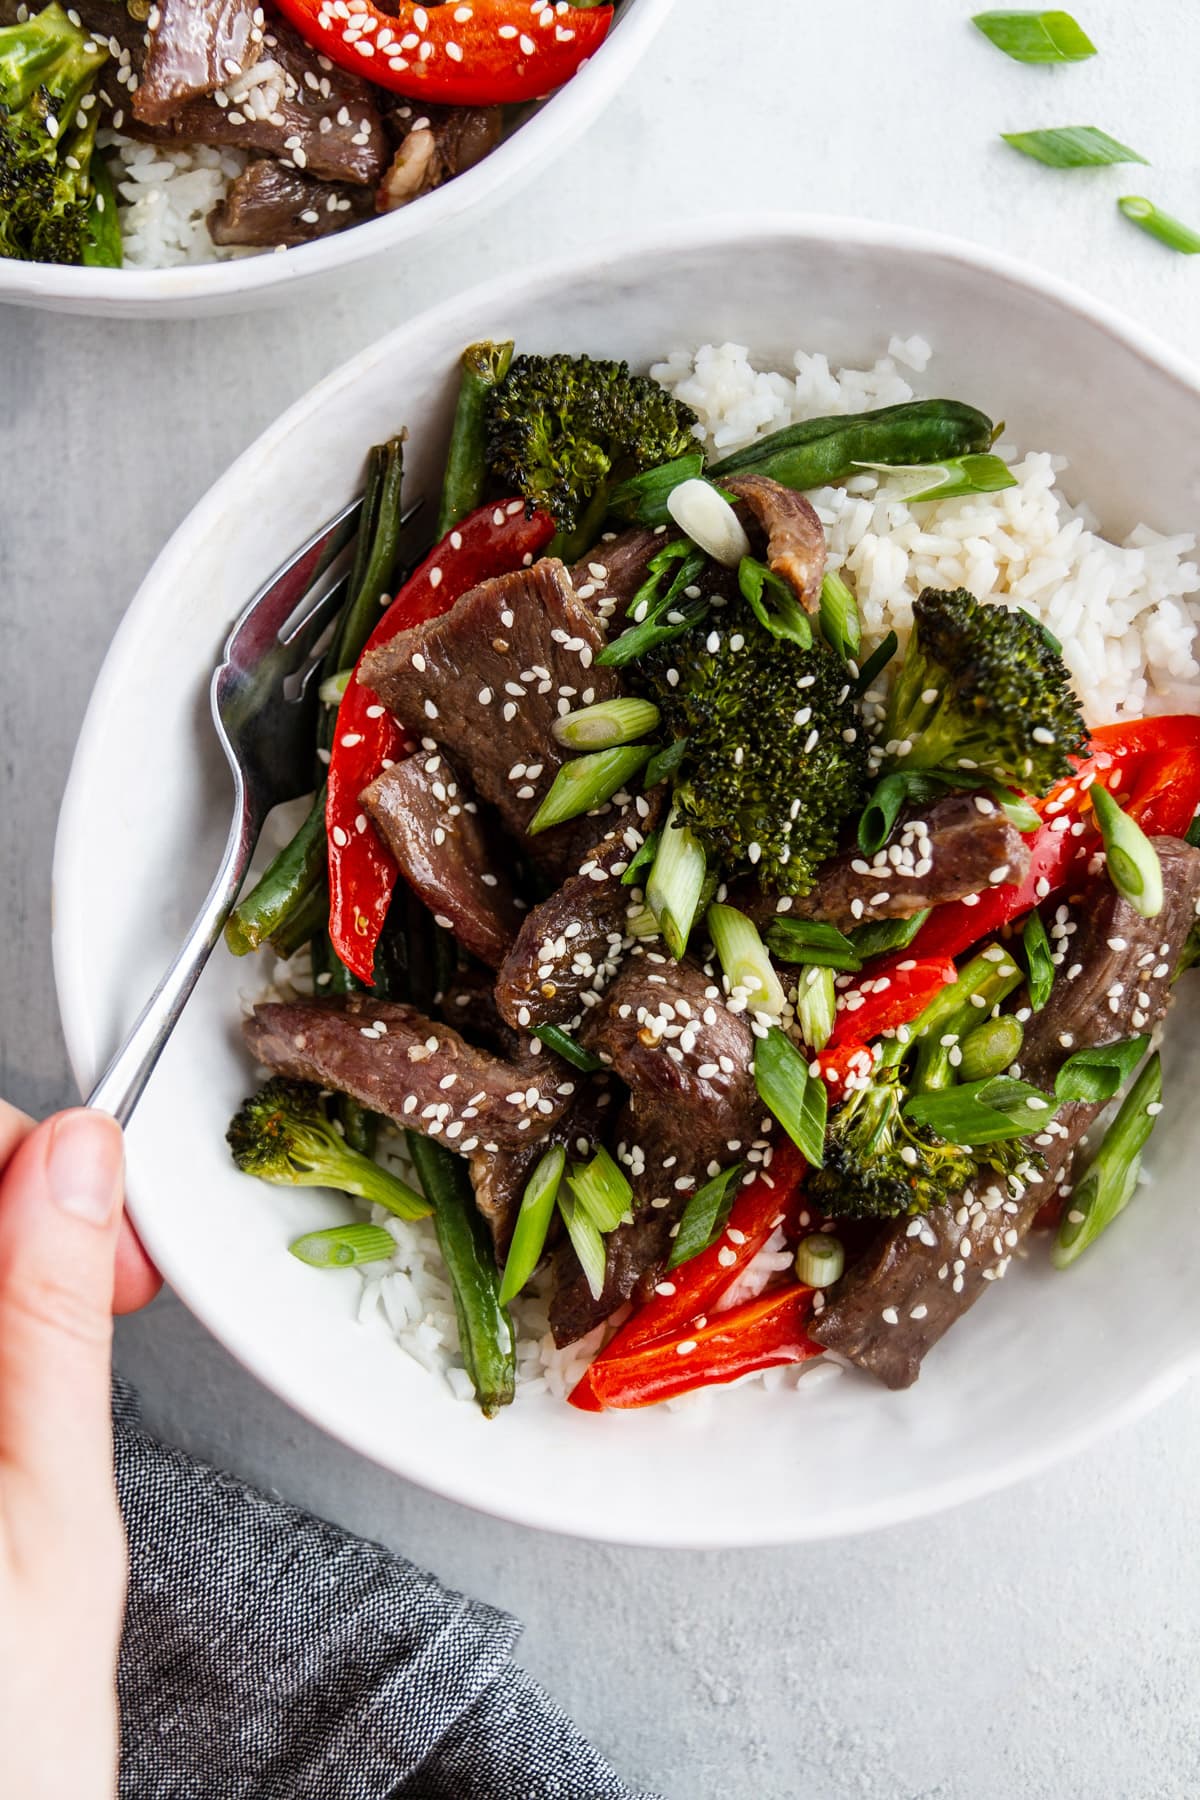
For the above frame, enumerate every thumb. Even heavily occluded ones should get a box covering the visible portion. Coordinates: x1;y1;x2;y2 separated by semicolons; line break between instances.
0;1109;124;1525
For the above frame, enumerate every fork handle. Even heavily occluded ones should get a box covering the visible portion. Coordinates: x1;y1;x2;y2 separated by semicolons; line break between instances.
86;803;259;1128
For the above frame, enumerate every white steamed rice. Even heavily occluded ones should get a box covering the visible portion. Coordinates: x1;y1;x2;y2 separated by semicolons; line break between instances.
268;338;1200;1407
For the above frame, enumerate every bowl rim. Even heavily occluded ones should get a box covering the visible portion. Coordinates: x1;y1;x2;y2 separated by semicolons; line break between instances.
55;210;1200;1544
0;0;677;309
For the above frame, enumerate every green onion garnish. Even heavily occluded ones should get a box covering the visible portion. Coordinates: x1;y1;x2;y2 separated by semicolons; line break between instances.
794;1232;844;1289
1001;126;1147;168
318;668;352;707
527;744;654;836
647;800;707;960
990;788;1041;834
738;556;813;649
596;545;708;669
557;1192;608;1301
552;697;661;751
973;10;1097;63
795;964;837;1053
620;829;660;887
755;1026;827;1167
1053;1052;1161;1268
1118;196;1200;255
288;1222;396;1268
668;476;752;568
567;1145;632;1235
819;570;861;662
1022;910;1055;1012
848;909;931;960
643;738;689;788
608;450;706;526
903;1074;1056;1144
958;1014;1025;1083
498;1144;566;1305
853;629;899;697
667;1163;745;1269
767;916;863;971
708;903;788;1018
1054;1033;1150;1106
532;1024;602;1073
1090;783;1164;917
855;452;1018;504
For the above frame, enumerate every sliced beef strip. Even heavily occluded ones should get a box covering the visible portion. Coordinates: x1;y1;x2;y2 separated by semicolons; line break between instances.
439;965;527;1063
569;527;671;628
128;16;388;186
494;792;663;1033
361;752;524;970
133;0;263;126
469;1078;617;1261
208;158;372;247
550;951;771;1344
725;474;826;613
244;994;577;1154
811;839;1200;1388
378;104;503;209
358;558;625;880
744;791;1033;931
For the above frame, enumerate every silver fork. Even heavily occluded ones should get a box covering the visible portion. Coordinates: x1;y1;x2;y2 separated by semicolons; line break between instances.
86;498;365;1127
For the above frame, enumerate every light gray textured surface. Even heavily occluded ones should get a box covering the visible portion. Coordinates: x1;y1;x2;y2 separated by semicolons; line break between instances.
4;2;1200;1795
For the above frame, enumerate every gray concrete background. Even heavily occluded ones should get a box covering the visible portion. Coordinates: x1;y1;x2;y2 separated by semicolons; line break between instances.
4;2;1200;1794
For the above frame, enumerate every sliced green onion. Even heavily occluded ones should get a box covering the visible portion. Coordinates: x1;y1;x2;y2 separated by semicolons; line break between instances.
1001;126;1147;169
597;593;709;668
625;901;661;940
854;629;899;697
973;10;1097;63
318;668;352;707
609;450;707;526
819;570;861;662
567;1146;633;1235
288;1222;396;1269
1118;196;1200;255
1053;1053;1161;1268
795;963;837;1052
644;738;689;788
959;1014;1025;1082
766;916;863;972
1055;1033;1150;1106
738;556;813;648
904;1074;1056;1144
794;1232;844;1288
528;744;653;836
1022;910;1055;1012
558;1192;608;1300
858;770;951;855
1090;783;1164;917
620;829;660;887
755;1026;827;1166
647;800;707;960
667;476;751;567
848;909;931;960
498;1144;565;1305
708;903;788;1017
552;697;661;751
990;787;1041;834
532;1024;602;1073
667;1164;744;1269
1022;609;1064;655
854;452;1017;504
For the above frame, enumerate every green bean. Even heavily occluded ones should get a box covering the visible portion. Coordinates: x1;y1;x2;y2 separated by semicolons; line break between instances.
708;400;995;492
267;878;330;962
81;149;122;268
224;788;327;956
436;340;514;538
320;434;407;739
406;1132;516;1416
314;938;379;1157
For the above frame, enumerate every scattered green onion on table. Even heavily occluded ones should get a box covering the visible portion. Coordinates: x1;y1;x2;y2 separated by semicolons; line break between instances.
1118;197;1200;255
972;10;1097;64
1001;126;1147;169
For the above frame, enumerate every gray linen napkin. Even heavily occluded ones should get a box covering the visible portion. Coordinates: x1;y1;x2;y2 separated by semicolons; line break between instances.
113;1381;660;1800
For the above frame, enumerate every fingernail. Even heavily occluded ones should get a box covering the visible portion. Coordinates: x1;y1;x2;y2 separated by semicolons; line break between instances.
47;1110;124;1225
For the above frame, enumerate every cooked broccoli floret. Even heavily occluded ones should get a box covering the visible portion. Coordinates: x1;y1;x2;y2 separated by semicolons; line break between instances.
227;1078;430;1220
0;2;112;266
639;595;870;894
876;586;1087;796
484;353;699;559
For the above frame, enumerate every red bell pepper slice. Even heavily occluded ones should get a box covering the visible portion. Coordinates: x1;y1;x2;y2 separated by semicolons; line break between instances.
327;499;554;981
272;0;613;107
1088;717;1200;837
568;1283;821;1412
595;1141;807;1358
826;954;956;1051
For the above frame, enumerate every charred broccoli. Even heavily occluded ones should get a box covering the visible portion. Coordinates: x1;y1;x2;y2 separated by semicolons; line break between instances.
0;3;115;267
227;1078;431;1220
640;594;870;894
809;1064;978;1219
875;586;1086;796
484;353;699;560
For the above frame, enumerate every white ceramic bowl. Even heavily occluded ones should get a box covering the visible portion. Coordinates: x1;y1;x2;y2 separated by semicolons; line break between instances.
0;0;675;318
54;217;1200;1545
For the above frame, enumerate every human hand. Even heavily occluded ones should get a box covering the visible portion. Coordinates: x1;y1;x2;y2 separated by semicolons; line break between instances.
0;1103;160;1800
